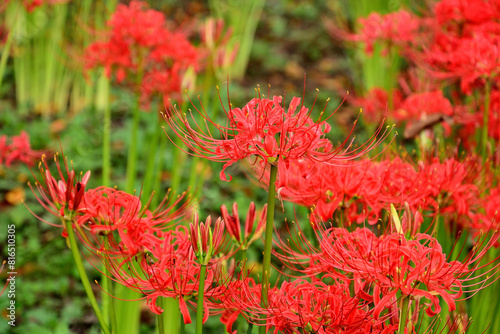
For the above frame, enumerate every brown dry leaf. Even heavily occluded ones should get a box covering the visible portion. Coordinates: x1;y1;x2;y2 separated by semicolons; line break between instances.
6;187;25;205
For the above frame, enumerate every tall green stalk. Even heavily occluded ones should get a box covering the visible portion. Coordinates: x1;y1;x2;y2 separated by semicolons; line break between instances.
143;108;162;198
125;97;141;193
114;265;141;334
259;163;278;334
196;265;208;334
96;73;111;187
0;28;14;95
157;297;166;334
398;296;410;334
125;63;145;194
100;235;117;334
64;219;110;334
164;297;181;334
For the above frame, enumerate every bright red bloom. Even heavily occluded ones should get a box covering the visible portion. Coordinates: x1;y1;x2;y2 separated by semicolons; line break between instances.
84;1;198;105
259;157;423;225
76;187;192;257
164;90;392;184
354;10;420;55
472;185;500;234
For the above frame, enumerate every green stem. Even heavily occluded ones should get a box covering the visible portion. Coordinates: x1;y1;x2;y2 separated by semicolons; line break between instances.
97;74;111;187
65;220;110;334
126;96;141;193
180;315;186;334
151;138;167;208
163;297;180;334
238;248;248;267
157;297;165;334
482;79;492;164
398;296;410;334
143;109;161;197
259;163;278;334
170;101;189;194
0;27;14;96
101;236;117;334
237;249;248;334
126;60;144;194
196;265;207;334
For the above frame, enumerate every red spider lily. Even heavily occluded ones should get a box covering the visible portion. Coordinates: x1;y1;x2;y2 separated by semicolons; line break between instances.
0;131;45;167
84;1;198;105
221;202;267;250
76;187;193;257
189;214;225;265
101;225;221;325
354;10;420;55
27;153;90;226
163;88;393;184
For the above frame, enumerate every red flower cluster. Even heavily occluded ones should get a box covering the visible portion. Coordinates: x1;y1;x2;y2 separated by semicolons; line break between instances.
355;10;420;55
84;1;198;106
259;154;483;229
0;131;44;167
340;1;500;146
212;277;396;334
